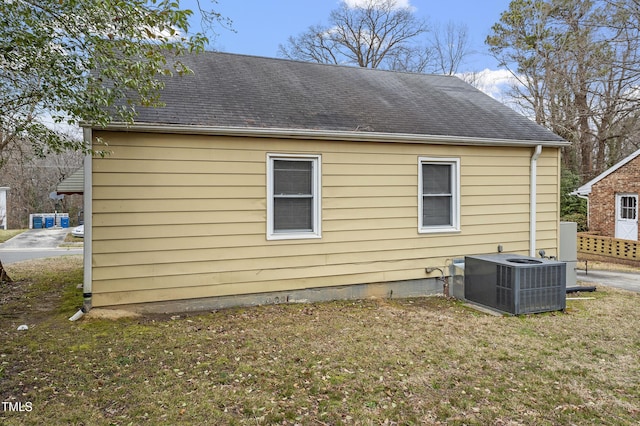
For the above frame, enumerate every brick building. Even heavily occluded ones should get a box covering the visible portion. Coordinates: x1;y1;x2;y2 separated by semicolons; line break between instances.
573;149;640;240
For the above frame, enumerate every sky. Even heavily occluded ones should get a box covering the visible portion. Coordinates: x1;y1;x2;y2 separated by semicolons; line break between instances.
203;0;512;70
184;0;516;98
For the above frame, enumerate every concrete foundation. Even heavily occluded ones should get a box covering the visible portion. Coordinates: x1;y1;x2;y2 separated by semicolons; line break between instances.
101;277;445;314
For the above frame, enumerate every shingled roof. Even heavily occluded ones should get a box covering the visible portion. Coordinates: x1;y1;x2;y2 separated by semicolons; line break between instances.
125;51;566;145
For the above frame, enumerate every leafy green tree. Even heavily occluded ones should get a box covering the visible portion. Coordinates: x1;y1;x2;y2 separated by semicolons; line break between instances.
0;0;226;279
560;168;587;231
0;0;218;163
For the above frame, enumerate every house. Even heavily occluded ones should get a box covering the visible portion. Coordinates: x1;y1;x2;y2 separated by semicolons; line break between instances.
56;167;85;196
80;51;568;313
573;148;640;241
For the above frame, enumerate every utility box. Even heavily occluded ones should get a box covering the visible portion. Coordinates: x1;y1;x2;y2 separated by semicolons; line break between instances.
559;222;577;287
465;254;566;315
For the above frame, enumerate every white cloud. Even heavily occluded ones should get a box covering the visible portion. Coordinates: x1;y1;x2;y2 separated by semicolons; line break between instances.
459;68;519;101
476;68;517;99
343;0;414;10
458;68;539;118
143;25;184;42
39;113;82;140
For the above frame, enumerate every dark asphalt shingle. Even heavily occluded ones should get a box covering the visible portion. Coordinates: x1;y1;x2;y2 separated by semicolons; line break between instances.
132;51;566;144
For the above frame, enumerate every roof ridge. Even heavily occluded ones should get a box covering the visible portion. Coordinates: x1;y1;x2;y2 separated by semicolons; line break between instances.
198;50;459;79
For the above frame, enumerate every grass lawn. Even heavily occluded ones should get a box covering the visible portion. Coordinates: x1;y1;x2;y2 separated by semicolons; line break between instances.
0;229;26;243
60;232;83;248
1;257;639;425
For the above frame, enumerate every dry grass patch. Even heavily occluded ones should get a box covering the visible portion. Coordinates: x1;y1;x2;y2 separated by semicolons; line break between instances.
1;258;639;425
62;233;83;245
0;229;26;243
578;256;640;273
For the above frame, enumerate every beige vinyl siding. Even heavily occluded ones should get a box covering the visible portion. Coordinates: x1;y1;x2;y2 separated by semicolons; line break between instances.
535;153;562;252
91;131;560;306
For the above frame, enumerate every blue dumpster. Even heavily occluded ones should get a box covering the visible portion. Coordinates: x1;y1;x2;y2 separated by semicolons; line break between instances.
45;217;54;228
33;216;43;229
61;217;69;228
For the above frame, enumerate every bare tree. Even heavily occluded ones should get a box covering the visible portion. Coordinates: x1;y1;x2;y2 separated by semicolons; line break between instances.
487;0;640;180
430;21;471;75
2;137;83;229
0;128;83;283
279;0;474;76
279;0;427;69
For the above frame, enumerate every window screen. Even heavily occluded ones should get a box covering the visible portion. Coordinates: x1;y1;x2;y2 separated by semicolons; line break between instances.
620;196;637;220
272;159;315;233
422;163;453;227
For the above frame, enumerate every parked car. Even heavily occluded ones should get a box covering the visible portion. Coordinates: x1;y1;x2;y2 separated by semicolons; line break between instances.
71;224;84;238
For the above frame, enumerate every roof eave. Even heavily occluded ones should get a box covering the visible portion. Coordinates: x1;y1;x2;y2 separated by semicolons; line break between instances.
570;186;592;197
89;122;570;148
56;191;84;195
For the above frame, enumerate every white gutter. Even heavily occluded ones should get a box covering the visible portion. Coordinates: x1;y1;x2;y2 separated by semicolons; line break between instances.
70;129;94;321
530;145;542;257
94;123;571;148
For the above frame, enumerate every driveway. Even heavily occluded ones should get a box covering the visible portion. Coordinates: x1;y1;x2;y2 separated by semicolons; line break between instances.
0;228;83;264
577;269;640;293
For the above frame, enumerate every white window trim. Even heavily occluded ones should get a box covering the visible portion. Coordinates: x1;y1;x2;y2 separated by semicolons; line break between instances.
418;157;461;234
616;193;638;220
267;153;322;240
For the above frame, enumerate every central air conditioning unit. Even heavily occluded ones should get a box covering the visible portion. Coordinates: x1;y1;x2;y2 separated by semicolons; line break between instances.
464;253;566;315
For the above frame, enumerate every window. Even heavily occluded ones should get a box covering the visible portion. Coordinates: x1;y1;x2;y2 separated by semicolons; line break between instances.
267;154;321;240
620;195;637;220
419;157;460;233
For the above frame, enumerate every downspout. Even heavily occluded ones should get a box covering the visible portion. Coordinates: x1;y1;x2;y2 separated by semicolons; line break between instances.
530;145;542;257
69;128;93;321
574;193;590;230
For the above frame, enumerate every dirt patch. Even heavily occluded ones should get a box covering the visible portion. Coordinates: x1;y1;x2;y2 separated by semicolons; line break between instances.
85;308;141;320
0;256;83;325
0;279;29;306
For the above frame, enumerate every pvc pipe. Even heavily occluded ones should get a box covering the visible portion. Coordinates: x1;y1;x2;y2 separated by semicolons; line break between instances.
566;285;597;293
69;308;85;322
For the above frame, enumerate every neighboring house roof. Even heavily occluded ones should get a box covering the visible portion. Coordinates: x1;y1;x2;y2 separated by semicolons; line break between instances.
56;167;84;195
572;148;640;196
104;51;567;147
